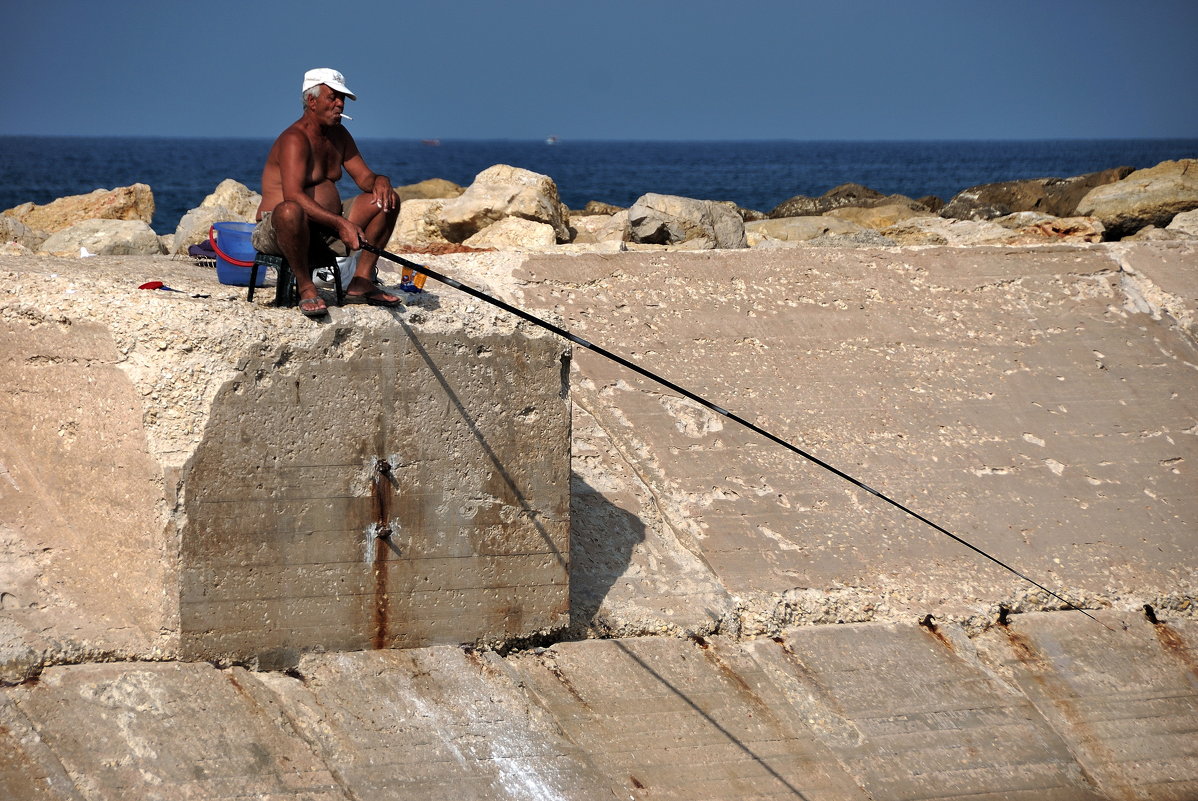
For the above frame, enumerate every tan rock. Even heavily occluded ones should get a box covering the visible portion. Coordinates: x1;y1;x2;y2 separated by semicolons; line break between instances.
199;179;261;221
1165;208;1198;237
825;203;933;230
387;198;453;251
0;240;34;256
0;213;48;251
440;164;570;243
628;193;746;249
3;184;155;234
463;217;557;251
882;216;1033;246
172;205;236;254
1123;225;1189;242
396;177;465;201
38;219;165;256
571;210;629;244
745;215;866;246
1077;159;1198;238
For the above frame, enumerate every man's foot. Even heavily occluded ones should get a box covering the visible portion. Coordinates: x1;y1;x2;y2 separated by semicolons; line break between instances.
298;295;328;318
345;288;402;308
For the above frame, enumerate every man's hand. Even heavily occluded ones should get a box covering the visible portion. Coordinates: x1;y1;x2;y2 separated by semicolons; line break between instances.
370;175;396;213
337;218;367;251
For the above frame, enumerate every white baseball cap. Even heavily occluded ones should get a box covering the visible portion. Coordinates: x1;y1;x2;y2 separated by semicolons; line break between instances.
302;68;357;100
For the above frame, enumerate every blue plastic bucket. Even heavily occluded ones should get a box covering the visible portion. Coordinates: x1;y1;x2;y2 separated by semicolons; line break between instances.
210;222;263;286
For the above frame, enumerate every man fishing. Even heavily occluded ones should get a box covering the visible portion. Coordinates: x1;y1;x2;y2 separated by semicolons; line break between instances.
253;68;402;318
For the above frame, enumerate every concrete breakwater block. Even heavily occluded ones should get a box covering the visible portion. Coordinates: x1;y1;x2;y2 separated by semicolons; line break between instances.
0;254;570;671
3;614;1194;800
503;242;1198;633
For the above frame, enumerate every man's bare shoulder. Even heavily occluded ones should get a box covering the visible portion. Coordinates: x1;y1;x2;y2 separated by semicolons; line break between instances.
270;123;313;154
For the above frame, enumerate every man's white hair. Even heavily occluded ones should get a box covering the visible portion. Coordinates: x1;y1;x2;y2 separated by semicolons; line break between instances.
302;84;322;110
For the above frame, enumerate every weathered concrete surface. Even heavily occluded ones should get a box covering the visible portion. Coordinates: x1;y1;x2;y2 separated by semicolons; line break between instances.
2;242;1197;800
2;613;1195;800
453;242;1197;635
977;612;1198;801
0;254;570;673
254;648;620;801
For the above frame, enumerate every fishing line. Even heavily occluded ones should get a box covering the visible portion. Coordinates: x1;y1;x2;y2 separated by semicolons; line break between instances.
361;242;1109;630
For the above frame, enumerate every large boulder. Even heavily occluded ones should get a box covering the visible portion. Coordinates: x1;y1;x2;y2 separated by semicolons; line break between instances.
3;184;156;234
172;205;236;254
38;219;165;256
199;179;260;221
0;214;48;251
627;193;747;249
387;198;454;251
439;165;570;243
169;180;261;255
940;167;1135;221
396;178;465;202
1077;159;1198;238
745;216;868;246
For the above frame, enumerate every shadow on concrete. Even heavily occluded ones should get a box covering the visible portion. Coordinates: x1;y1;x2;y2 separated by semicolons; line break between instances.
568;476;645;633
398;319;566;569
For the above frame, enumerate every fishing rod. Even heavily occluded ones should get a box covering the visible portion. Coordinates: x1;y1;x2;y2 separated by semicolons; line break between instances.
360;241;1108;629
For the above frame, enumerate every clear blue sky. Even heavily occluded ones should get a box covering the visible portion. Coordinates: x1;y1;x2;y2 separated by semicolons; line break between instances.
3;0;1196;141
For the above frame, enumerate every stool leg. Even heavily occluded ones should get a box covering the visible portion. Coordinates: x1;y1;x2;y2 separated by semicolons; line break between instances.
274;262;294;307
248;259;261;302
333;260;344;306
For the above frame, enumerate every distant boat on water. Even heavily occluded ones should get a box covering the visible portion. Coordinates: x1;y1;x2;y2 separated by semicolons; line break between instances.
420;139;441;146
545;135;559;145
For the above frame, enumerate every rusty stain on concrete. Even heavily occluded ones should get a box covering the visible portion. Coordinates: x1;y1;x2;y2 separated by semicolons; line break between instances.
999;622;1131;800
371;458;394;650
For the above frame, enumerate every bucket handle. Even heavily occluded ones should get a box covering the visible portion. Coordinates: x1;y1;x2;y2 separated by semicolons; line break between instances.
209;225;256;268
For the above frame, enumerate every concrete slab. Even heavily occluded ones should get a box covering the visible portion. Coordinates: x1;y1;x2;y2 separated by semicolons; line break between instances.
0;695;82;801
499;244;1198;631
978;611;1198;800
9;662;347;800
759;622;1104;800
254;647;620;801
508;636;873;800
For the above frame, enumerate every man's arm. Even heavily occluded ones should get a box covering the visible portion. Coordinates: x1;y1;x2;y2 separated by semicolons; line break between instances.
341;135;397;213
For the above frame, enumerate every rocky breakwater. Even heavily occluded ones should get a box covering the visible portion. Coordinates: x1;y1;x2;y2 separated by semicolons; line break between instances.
0;250;571;678
6;158;1197;259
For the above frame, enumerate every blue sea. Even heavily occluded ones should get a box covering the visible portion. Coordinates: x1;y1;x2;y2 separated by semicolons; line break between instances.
2;136;1196;234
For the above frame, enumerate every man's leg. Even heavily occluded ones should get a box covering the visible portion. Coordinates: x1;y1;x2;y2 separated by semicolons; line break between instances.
345;191;401;298
267;200;324;307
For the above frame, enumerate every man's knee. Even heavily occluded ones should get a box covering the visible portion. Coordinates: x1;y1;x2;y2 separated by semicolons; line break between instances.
272;200;307;229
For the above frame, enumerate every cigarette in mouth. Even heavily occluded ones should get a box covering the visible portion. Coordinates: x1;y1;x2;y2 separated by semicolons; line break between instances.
341;114;353;120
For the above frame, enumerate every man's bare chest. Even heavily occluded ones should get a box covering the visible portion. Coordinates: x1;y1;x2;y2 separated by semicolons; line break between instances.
308;138;343;183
